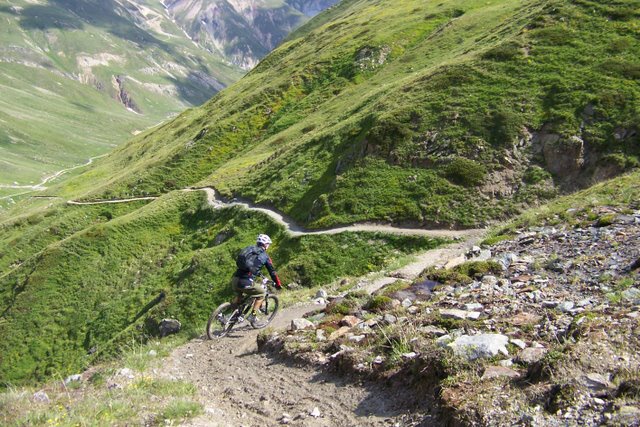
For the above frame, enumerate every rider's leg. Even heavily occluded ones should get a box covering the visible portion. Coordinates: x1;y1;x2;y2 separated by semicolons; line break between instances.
252;297;264;313
244;282;266;318
230;276;244;310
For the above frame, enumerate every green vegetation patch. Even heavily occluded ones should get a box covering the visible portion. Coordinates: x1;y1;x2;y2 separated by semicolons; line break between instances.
0;191;447;385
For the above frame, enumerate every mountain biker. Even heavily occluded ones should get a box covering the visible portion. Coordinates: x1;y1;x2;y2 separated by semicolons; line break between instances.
231;234;282;323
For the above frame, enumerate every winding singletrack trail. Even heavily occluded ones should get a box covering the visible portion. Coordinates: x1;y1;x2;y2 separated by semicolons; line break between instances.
69;187;485;425
69;187;482;240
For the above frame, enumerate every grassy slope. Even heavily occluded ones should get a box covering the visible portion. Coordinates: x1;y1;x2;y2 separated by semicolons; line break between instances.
0;190;444;384
48;0;639;228
0;0;242;187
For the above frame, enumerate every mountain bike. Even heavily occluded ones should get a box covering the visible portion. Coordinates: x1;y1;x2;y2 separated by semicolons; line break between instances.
206;278;280;339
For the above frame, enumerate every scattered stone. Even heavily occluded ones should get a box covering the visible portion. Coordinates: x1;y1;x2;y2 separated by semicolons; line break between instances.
515;348;547;365
401;298;413;308
440;308;481;320
364;318;379;328
581;373;612;393
290;318;315;331
510;339;527;349
420;325;447;337
576;298;592;308
373;355;384;365
316;329;326;342
33;390;50;403
509;312;542;326
609;406;640;425
159;318;181;336
64;374;82;385
407;306;420;315
401;352;418;360
185;353;194;359
482;366;521;380
496;253;518;270
328;326;351;340
622;288;640;304
499;359;514;368
348;335;366;343
310;407;321;418
465;303;484;311
448;334;510;361
466;246;481;258
315;289;328;299
117;368;135;379
556;301;575;313
481;275;499;286
436;335;453;347
280;413;292;424
148;350;158;357
339;315;361;328
382;314;397;324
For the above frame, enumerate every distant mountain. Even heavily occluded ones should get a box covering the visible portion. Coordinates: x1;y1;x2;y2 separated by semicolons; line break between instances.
164;0;339;70
0;0;336;190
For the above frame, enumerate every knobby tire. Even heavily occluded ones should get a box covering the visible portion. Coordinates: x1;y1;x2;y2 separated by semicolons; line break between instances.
206;302;237;339
251;294;279;329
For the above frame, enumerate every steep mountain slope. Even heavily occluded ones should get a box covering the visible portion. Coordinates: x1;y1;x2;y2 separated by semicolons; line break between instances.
0;0;639;386
0;0;245;188
164;0;339;70
59;0;639;228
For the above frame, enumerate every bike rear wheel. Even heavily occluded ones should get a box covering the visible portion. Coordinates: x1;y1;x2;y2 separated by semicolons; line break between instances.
250;294;279;329
206;302;238;339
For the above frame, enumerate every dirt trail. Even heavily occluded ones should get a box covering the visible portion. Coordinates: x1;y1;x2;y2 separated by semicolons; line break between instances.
67;186;485;424
69;187;481;240
159;236;483;426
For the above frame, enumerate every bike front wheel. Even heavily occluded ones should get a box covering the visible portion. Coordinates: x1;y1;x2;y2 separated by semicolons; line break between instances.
251;294;279;329
206;302;237;339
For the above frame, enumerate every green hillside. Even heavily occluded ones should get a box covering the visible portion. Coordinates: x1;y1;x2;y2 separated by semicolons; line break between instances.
0;0;242;188
0;0;639;385
49;0;639;228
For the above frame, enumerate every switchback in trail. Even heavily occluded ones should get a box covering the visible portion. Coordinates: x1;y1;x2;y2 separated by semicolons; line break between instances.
68;187;483;240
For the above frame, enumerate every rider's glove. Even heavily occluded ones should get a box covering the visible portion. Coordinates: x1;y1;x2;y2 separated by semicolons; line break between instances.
274;275;282;290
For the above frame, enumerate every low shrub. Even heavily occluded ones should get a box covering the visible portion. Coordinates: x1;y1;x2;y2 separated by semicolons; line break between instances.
365;295;394;312
443;157;487;187
453;260;503;279
523;166;552;185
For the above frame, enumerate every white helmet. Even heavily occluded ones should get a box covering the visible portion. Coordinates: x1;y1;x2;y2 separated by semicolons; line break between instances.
256;234;272;246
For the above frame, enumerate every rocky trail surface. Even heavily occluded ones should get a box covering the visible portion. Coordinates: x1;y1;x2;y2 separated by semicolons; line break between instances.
156;235;485;427
260;206;640;426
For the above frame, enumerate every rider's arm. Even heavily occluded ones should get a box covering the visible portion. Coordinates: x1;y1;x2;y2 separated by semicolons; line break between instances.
262;254;282;288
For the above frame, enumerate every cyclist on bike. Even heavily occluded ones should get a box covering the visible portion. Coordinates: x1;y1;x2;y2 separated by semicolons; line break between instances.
231;234;282;323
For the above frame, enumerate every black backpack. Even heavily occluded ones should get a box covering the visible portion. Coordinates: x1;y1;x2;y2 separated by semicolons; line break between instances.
236;245;262;273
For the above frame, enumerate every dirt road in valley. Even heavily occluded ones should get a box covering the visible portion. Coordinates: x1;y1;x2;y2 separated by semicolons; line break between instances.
159;236;484;427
